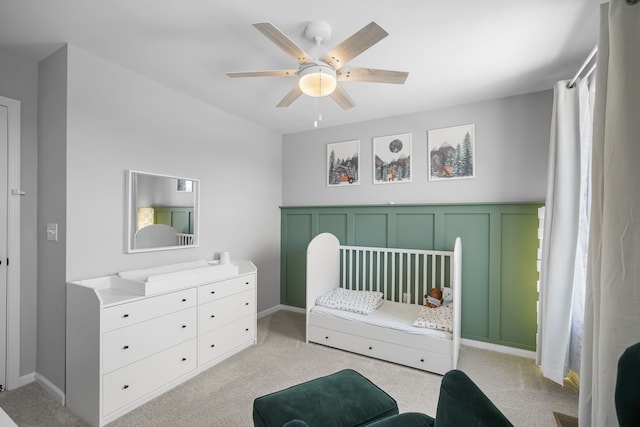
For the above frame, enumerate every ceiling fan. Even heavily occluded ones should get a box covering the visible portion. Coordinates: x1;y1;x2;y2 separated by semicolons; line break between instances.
226;21;409;110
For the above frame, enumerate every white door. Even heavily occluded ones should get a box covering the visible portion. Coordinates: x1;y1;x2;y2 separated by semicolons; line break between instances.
0;105;8;391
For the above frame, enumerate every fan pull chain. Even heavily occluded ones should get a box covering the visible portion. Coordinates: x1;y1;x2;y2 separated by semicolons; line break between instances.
314;95;322;128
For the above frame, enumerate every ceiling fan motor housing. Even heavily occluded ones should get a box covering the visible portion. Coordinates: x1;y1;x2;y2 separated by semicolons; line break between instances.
304;21;332;45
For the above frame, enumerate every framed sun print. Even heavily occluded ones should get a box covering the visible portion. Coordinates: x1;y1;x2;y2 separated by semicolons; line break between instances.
373;133;412;184
428;124;475;181
327;140;360;186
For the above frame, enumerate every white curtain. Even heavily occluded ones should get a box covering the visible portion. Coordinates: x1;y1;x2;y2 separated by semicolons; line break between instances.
579;1;640;426
537;75;594;384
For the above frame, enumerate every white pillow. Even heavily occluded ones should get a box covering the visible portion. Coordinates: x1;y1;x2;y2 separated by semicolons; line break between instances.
315;288;383;315
413;305;453;332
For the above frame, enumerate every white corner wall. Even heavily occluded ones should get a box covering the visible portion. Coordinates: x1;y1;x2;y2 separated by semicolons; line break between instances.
282;90;552;205
38;44;282;393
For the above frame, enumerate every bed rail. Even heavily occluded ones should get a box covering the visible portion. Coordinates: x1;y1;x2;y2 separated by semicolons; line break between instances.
177;233;194;246
339;245;454;305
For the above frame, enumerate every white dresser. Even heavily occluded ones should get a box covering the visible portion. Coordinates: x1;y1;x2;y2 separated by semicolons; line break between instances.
66;260;257;427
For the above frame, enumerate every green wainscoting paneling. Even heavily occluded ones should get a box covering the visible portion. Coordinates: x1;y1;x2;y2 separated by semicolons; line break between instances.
280;203;542;351
154;206;194;234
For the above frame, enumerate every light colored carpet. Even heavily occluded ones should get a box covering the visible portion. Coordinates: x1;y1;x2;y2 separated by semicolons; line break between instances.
0;310;578;426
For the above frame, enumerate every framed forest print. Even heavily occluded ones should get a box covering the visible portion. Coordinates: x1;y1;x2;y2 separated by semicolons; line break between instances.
373;133;412;184
327;140;360;186
428;124;475;181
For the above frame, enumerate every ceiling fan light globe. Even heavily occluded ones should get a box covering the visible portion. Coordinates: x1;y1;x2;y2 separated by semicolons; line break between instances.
299;65;337;97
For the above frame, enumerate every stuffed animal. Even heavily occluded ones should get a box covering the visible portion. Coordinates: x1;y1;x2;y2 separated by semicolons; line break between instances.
424;287;443;308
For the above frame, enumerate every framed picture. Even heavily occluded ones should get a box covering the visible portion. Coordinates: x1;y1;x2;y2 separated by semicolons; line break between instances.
428;124;475;181
327;140;360;186
373;133;412;184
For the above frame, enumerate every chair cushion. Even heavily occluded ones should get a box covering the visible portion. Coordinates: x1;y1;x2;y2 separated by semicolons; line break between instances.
253;369;399;427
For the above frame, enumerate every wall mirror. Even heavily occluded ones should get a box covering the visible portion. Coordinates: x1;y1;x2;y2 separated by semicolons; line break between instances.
126;170;200;253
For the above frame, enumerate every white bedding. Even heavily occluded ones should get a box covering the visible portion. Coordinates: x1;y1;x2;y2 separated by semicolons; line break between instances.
311;299;452;339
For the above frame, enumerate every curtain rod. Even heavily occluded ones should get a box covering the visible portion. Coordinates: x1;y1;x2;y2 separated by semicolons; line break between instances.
567;46;598;89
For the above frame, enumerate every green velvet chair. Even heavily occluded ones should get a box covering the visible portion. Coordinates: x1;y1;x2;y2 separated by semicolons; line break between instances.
616;342;640;427
253;369;513;427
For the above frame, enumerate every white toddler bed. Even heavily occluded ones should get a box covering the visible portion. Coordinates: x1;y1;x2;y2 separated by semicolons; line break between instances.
305;233;462;375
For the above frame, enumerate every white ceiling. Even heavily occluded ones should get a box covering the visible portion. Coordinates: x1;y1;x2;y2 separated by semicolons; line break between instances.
0;0;601;134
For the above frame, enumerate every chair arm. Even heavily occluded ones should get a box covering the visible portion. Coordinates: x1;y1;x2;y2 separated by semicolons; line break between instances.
434;370;513;427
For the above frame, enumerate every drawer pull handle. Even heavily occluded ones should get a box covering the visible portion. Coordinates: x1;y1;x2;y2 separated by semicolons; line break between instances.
245;282;249;285
325;336;329;340
245;302;249;306
182;325;187;329
181;298;187;302
123;314;129;318
210;314;215;318
123;345;129;350
182;357;187;362
245;328;249;332
369;346;373;350
210;344;215;348
210;291;215;294
123;385;129;390
420;358;425;363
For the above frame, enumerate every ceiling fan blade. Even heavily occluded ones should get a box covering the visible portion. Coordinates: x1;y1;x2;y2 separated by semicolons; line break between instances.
227;70;298;78
253;22;311;64
337;67;408;84
277;84;303;107
322;22;388;69
330;84;355;110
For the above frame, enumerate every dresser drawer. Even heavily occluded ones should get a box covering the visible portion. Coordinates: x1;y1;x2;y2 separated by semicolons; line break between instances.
198;315;255;366
199;290;255;334
102;339;197;416
103;288;197;332
198;274;255;304
103;307;197;373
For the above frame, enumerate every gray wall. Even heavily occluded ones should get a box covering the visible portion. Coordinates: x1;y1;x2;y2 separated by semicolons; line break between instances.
0;48;38;379
37;44;282;392
282;90;552;206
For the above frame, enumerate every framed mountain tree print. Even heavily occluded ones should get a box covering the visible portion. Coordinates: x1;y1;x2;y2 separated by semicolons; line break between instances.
373;133;412;184
428;124;475;181
327;140;360;186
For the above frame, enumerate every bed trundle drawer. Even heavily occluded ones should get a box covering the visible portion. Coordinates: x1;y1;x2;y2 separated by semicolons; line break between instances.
308;325;452;374
102;338;197;416
198;315;255;366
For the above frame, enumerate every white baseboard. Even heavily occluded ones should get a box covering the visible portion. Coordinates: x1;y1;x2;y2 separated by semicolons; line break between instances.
35;372;65;405
258;304;305;319
461;338;536;359
19;372;35;387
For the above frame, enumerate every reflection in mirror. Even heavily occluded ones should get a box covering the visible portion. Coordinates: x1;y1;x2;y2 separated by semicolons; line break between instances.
126;170;199;253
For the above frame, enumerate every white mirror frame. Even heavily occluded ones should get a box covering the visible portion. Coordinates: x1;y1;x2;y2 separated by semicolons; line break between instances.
126;170;200;253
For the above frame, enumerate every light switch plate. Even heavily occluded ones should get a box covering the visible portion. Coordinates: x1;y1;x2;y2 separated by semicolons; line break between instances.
46;223;58;241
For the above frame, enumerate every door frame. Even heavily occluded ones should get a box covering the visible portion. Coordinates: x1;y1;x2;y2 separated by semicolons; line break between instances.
2;95;21;390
